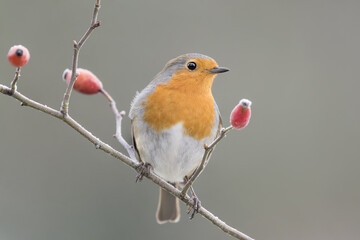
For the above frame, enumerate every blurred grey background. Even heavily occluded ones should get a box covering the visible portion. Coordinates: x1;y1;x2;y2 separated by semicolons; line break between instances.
0;0;359;240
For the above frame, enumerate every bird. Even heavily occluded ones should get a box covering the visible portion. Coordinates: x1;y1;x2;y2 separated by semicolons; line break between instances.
129;53;229;224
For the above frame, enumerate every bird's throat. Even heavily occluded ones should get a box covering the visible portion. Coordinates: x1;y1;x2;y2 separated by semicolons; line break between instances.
142;75;216;140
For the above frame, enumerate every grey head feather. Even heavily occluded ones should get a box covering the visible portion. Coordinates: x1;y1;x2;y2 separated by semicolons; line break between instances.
129;53;215;119
151;53;215;86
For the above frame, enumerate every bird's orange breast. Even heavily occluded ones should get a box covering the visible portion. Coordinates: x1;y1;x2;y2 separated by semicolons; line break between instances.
142;70;216;140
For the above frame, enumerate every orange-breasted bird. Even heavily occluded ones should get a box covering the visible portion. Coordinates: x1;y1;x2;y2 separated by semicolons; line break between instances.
129;53;229;224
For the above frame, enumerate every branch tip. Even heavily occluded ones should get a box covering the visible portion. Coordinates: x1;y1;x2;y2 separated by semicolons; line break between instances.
61;0;102;116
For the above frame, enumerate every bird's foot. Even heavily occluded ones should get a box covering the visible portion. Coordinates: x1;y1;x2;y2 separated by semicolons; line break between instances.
186;186;201;219
135;162;152;182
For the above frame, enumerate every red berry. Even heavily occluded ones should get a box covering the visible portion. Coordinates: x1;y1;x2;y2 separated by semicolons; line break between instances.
230;99;252;130
7;45;30;67
62;68;103;94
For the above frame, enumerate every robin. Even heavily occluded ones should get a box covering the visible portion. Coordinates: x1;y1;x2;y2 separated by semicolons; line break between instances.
129;53;229;224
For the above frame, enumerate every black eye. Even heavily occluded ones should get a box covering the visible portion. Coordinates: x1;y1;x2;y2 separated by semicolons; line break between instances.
187;62;197;70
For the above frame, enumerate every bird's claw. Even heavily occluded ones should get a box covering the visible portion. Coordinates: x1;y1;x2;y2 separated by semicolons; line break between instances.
135;162;152;182
187;195;201;219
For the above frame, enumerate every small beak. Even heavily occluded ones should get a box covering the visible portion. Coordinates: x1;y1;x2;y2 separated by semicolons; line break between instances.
208;67;230;74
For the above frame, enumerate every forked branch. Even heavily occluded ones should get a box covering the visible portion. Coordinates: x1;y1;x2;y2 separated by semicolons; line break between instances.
100;89;137;160
60;0;101;115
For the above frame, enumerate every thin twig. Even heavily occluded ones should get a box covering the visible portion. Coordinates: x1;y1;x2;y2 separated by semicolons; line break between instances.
0;84;254;240
9;67;21;95
100;89;137;160
182;126;233;196
60;0;101;115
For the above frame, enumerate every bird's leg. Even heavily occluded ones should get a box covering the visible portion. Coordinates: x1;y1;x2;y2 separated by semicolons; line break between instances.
184;177;201;219
187;186;201;219
135;162;152;182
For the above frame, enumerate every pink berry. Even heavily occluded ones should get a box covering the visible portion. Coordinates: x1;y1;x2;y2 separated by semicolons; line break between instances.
62;68;103;94
8;45;30;67
230;99;252;130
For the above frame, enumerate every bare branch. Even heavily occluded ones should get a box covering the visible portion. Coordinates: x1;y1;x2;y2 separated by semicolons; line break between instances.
60;1;101;115
9;67;21;95
100;89;137;160
182;126;233;196
0;84;254;240
1;84;137;167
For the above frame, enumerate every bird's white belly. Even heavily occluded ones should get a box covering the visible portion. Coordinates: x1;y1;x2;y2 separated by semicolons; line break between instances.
136;122;210;183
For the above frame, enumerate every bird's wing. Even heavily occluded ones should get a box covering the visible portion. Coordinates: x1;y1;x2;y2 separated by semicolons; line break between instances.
131;118;142;163
204;101;223;167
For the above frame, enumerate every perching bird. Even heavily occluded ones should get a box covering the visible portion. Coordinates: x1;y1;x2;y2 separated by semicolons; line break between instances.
129;53;229;223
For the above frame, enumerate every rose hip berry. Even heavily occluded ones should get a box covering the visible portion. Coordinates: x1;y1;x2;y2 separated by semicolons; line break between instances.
8;45;30;67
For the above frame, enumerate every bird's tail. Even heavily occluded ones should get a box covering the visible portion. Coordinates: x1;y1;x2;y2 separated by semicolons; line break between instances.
156;185;180;224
